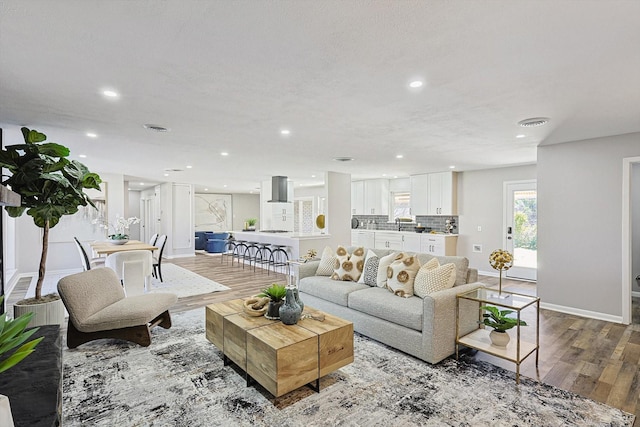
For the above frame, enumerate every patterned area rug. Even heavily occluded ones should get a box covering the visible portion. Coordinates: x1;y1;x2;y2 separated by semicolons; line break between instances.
62;310;635;427
149;263;230;297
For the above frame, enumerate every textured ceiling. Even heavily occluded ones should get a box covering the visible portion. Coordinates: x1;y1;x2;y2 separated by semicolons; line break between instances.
1;0;639;193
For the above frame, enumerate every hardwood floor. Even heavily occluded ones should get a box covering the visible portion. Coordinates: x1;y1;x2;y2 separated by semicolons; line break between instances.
170;253;639;424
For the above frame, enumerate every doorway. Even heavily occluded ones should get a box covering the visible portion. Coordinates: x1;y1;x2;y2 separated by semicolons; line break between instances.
504;180;537;281
623;157;640;324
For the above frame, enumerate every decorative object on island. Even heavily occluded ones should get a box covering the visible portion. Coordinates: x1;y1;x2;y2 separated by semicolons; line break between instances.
279;286;302;325
480;305;527;347
242;297;270;317
315;214;325;233
257;283;287;320
0;127;102;327
244;218;257;231
302;248;317;261
445;217;457;233
93;215;141;244
489;249;513;296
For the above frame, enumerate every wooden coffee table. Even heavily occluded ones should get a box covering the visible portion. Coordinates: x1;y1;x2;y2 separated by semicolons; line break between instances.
205;299;354;397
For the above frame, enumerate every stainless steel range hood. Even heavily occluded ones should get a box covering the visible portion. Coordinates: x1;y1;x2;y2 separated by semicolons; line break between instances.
267;176;289;203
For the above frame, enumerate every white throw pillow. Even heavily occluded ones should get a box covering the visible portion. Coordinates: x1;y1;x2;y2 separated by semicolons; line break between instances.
316;246;336;276
331;246;365;282
386;255;420;298
376;252;401;288
414;260;457;298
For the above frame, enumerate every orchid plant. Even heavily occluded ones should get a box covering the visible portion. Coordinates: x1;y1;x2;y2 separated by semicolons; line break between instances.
93;215;141;240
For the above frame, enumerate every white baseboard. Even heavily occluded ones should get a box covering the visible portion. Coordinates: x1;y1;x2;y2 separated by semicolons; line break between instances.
165;253;196;259
478;270;499;278
540;302;623;324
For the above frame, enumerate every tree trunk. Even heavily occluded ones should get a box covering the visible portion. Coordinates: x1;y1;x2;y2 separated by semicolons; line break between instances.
35;220;49;300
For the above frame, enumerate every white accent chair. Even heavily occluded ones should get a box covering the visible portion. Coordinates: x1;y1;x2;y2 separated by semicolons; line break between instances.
74;237;105;271
105;250;153;296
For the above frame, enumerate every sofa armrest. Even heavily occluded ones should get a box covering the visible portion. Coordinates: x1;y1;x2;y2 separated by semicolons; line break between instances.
466;268;478;284
421;282;485;363
298;260;320;279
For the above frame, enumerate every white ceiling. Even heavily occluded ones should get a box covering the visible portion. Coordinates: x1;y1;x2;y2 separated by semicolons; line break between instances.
1;0;639;193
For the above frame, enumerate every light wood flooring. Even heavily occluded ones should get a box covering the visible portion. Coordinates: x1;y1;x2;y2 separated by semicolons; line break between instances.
169;253;639;424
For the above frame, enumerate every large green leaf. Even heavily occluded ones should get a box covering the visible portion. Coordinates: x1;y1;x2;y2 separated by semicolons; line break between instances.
0;337;44;374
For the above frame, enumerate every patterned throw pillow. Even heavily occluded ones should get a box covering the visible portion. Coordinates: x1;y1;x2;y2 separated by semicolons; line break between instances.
359;250;379;287
316;246;336;276
331;246;365;282
386;254;420;298
376;252;400;288
414;258;457;298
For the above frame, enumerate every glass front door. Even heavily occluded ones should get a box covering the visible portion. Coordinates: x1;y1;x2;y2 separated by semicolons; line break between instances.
505;181;537;281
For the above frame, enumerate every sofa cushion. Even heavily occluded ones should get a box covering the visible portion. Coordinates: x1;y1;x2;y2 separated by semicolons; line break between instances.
316;246;336;276
331;246;365;282
415;254;469;286
299;276;369;307
359;250;379;286
386;254;420;298
414;260;457;298
376;252;400;288
348;287;424;331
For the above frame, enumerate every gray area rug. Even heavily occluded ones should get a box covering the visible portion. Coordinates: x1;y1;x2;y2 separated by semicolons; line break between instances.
62;310;635;426
149;263;230;297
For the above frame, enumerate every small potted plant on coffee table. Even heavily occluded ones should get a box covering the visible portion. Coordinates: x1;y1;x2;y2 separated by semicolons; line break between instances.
480;305;527;347
257;283;287;320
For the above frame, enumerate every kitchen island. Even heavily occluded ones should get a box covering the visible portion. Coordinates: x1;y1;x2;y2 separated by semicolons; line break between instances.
232;231;331;260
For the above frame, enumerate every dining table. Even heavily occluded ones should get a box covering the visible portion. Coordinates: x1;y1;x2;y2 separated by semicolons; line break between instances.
90;240;158;256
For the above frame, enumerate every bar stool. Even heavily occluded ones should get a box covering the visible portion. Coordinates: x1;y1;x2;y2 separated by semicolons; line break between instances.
220;237;236;265
253;243;273;273
242;241;260;270
269;244;290;275
232;240;248;266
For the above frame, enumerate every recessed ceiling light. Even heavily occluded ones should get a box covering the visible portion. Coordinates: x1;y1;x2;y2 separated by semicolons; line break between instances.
221;152;229;156
311;175;316;178
393;175;398;178
518;117;550;127
223;184;227;188
382;174;387;177
139;182;145;186
204;188;208;191
396;154;403;159
516;134;526;138
143;124;169;132
409;80;424;88
333;157;354;162
280;129;291;135
449;165;456;169
186;165;193;169
78;154;87;158
86;132;97;138
102;90;119;98
163;173;169;177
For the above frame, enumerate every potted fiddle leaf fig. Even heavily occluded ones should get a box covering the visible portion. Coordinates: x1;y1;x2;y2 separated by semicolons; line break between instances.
480;305;527;347
0;127;102;326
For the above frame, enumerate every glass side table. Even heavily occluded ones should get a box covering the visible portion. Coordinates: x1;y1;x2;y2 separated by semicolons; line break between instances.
456;288;540;384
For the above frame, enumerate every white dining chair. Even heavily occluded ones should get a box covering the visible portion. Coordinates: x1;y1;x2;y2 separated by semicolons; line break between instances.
105;250;153;296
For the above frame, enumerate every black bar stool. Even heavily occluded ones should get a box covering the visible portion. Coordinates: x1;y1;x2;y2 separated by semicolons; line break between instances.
254;243;273;274
269;244;290;275
232;240;248;266
220;237;236;265
242;241;260;270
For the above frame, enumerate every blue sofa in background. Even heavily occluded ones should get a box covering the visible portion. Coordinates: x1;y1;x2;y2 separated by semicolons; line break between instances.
205;232;230;253
194;231;211;250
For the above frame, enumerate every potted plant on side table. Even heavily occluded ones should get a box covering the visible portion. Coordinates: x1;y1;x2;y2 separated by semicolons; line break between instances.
0;127;102;327
257;283;287;320
480;305;527;347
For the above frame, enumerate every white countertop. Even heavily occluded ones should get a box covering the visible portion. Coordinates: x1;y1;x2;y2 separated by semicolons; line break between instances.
233;230;331;240
352;229;458;237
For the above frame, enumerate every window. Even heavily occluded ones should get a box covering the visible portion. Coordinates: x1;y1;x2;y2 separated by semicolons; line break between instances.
391;191;412;220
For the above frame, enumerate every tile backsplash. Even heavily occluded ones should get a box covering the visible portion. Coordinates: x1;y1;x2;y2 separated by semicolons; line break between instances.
352;215;458;234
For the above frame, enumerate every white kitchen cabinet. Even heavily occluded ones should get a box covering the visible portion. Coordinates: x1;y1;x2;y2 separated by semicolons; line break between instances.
364;179;389;216
270;202;294;231
351;181;365;215
374;231;403;250
420;234;458;256
402;233;422;252
410;174;429;215
352;230;375;247
427;172;458;215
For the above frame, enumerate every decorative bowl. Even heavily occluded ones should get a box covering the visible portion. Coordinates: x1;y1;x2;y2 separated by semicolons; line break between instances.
108;238;129;245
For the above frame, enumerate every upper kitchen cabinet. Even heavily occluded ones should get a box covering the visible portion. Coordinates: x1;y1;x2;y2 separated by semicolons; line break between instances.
428;172;457;215
363;179;389;215
351;180;365;215
410;172;458;215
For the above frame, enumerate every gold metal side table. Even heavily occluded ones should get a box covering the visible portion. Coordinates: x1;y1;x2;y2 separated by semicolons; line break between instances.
456;288;540;384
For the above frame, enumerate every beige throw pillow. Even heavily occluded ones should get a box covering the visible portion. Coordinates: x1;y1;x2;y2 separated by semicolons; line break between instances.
316;246;336;276
331;246;365;282
414;259;457;298
376;252;400;288
386;255;420;298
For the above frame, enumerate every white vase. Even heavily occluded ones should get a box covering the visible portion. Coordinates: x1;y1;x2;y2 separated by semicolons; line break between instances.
109;238;129;245
489;330;510;347
0;394;15;427
14;298;65;328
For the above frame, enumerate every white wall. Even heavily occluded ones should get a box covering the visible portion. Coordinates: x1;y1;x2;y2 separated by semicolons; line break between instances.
538;132;640;320
231;194;260;231
128;190;141;240
457;165;537;274
325;171;351;248
632;163;640;293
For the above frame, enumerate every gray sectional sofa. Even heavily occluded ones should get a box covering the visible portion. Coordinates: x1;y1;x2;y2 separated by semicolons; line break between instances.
298;246;484;364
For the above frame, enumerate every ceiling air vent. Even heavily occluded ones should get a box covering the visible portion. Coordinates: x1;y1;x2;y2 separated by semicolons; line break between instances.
143;124;170;132
164;168;184;172
333;157;355;162
518;117;550;127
